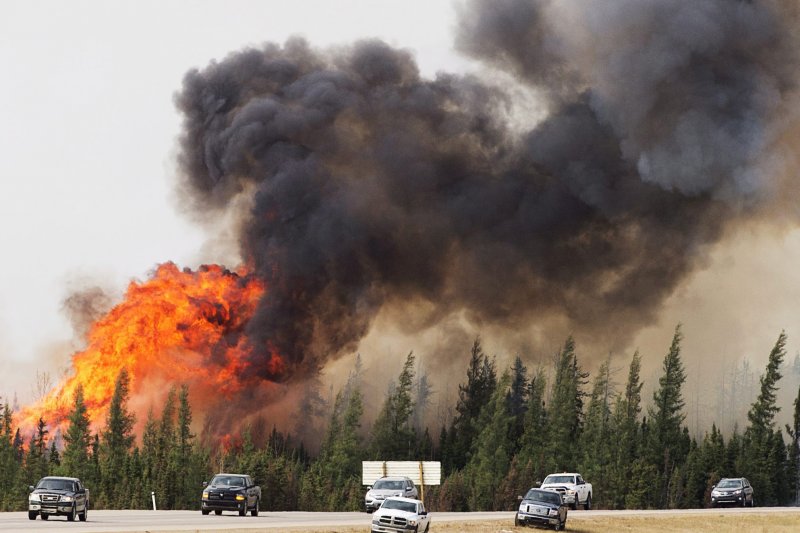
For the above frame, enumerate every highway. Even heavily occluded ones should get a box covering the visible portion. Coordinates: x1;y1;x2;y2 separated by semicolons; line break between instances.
2;507;800;533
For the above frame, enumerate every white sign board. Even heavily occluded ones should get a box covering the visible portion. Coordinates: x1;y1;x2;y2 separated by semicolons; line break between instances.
362;461;441;486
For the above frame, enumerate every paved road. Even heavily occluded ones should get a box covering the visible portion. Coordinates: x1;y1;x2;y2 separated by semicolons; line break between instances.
2;507;799;533
0;509;509;532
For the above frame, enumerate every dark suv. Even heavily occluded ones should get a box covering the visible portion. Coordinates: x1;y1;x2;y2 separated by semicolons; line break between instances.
710;478;754;507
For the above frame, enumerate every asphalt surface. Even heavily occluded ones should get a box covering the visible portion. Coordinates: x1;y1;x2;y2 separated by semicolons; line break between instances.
2;507;800;532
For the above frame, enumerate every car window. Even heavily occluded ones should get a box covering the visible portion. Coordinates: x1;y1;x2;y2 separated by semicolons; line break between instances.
382;499;417;513
543;475;574;484
373;480;404;490
525;489;561;506
717;479;743;489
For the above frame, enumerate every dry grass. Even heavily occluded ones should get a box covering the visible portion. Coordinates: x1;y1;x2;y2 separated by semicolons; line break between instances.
270;512;800;533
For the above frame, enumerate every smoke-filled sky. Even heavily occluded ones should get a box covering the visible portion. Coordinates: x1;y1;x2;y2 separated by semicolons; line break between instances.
3;0;800;412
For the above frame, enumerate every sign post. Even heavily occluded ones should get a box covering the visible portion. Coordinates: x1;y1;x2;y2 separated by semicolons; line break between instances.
362;461;441;504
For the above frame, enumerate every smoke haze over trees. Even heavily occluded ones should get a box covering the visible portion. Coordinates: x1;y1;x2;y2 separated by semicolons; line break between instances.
174;0;800;381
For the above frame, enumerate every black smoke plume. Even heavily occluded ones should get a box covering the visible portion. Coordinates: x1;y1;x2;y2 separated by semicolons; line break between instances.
175;0;800;378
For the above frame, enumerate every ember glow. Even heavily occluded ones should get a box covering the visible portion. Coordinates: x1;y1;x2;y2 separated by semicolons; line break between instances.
18;262;270;433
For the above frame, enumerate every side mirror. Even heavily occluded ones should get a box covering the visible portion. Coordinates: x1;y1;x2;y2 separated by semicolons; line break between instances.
202;481;208;487
366;485;372;490
28;485;34;493
534;481;542;487
420;510;428;515
517;495;523;501
711;485;716;490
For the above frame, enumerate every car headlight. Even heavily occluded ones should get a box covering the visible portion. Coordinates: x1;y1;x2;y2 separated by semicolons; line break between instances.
61;496;73;502
29;493;40;502
235;494;245;501
408;519;418;526
566;490;576;495
202;491;209;499
711;490;720;496
518;503;526;512
733;490;742;495
549;509;559;516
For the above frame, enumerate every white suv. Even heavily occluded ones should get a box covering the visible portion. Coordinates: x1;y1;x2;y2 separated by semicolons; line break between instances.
371;497;430;533
365;477;419;513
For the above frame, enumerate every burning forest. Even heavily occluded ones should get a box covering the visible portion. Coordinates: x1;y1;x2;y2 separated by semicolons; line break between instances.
16;0;800;442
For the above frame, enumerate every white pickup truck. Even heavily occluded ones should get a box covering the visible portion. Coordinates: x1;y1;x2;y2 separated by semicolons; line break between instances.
540;472;592;510
370;497;430;533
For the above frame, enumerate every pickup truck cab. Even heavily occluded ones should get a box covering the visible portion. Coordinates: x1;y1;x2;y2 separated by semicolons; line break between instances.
540;472;592;510
28;476;89;521
371;497;430;533
201;473;261;516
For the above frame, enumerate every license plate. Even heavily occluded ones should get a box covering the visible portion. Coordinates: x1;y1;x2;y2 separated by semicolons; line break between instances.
42;509;55;513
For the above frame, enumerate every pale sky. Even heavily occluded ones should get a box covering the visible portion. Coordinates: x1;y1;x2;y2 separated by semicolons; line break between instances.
2;0;800;414
0;0;471;399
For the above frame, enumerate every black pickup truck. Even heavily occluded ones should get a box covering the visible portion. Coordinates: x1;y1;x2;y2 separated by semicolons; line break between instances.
201;473;261;516
28;476;89;521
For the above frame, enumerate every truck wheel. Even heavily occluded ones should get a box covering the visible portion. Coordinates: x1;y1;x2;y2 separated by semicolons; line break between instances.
584;495;591;510
239;503;246;516
79;506;88;522
554;518;563;531
515;515;521;527
570;499;577;511
251;498;259;517
28;511;37;520
215;510;222;515
40;514;48;520
201;509;210;515
67;505;76;521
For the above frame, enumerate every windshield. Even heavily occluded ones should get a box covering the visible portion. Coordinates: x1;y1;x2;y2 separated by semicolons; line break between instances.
36;479;76;492
373;480;405;490
210;475;246;487
381;499;417;513
525;489;562;506
543;475;574;485
717;479;743;489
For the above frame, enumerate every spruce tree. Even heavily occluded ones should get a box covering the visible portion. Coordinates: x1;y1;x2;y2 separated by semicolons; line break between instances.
370;352;417;459
545;337;587;470
448;338;497;471
608;350;644;509
466;372;513;510
517;367;548;481
787;384;800;506
646;325;687;508
743;331;788;505
581;358;613;507
506;356;529;453
61;384;91;479
100;369;135;508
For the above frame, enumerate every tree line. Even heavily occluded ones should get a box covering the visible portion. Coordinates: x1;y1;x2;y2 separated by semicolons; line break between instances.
1;325;799;512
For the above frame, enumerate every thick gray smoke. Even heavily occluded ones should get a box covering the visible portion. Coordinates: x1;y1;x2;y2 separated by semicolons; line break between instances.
175;0;800;379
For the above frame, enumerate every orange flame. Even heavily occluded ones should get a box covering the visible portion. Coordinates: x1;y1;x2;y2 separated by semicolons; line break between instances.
18;262;272;435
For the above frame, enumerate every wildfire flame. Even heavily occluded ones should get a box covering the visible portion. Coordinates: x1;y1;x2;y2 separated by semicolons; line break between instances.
18;262;275;435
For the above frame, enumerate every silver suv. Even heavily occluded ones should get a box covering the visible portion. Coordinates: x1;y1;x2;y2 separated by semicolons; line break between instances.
365;477;419;513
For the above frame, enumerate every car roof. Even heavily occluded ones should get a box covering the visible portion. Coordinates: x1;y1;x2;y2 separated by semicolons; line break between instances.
214;473;247;477
547;472;579;476
377;476;412;481
40;476;80;481
384;496;422;503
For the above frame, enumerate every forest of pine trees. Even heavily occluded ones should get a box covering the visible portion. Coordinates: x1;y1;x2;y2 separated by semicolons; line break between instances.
2;328;800;512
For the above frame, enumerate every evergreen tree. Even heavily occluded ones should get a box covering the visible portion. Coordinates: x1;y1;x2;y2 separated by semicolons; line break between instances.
787;384;800;506
608;350;644;509
100;369;135;508
545;337;588;470
0;402;23;511
506;356;529;453
517;367;548;481
646;325;688;508
370;352;417;459
447;338;497;472
743;331;788;505
61;385;91;479
25;417;50;483
580;358;613;508
466;372;514;510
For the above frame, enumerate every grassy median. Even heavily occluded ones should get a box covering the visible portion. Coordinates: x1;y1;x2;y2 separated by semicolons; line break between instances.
273;512;800;533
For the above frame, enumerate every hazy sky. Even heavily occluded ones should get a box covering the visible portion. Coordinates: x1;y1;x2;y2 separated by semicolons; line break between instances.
0;1;472;393
3;0;800;410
